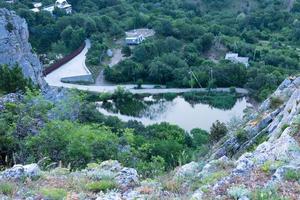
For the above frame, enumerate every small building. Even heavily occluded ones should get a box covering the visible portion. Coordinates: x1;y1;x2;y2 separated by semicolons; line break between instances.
225;53;249;67
125;35;145;45
42;0;72;14
55;0;72;14
30;2;43;13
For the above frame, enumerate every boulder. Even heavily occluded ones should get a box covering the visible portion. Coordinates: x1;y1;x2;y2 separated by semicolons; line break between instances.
115;167;139;190
174;162;201;179
96;191;122;200
99;160;122;172
0;164;40;180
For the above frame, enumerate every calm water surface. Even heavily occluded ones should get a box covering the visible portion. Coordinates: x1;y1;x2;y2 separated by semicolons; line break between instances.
97;96;251;131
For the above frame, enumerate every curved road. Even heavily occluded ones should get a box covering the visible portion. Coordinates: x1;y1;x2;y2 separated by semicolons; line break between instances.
44;40;249;95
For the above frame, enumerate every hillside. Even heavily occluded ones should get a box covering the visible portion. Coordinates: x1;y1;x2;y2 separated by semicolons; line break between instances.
1;76;300;199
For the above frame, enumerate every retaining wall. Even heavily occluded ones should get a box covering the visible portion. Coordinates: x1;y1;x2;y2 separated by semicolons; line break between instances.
43;43;85;76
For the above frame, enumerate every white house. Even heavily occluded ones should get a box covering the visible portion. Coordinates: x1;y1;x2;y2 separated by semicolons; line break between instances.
225;53;249;67
55;0;72;14
125;35;145;45
42;0;72;14
30;2;42;12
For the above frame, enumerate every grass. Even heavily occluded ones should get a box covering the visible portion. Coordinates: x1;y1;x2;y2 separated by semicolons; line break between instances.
260;161;285;175
40;187;67;200
162;179;182;193
251;188;290;200
284;169;300;181
85;180;117;193
191;171;228;191
0;182;14;196
182;92;238;110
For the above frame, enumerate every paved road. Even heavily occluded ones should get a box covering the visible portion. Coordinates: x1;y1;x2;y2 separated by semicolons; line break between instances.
44;40;249;95
44;40;92;86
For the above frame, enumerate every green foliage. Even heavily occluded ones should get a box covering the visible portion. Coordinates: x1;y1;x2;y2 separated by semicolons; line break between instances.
284;169;300;181
86;180;116;192
183;92;238;110
281;124;289;132
25;121;119;168
235;129;248;143
190;128;210;147
0;65;33;94
270;96;284;109
137;156;166;178
227;185;250;200
40;188;67;200
0;182;14;196
121;45;131;57
251;188;289;200
5;22;14;32
210;120;228;142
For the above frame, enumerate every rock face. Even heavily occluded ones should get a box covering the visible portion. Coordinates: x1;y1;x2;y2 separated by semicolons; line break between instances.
0;8;46;88
0;164;40;180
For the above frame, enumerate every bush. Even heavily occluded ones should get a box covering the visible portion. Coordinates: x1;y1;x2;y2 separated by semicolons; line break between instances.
0;182;14;196
227;185;250;200
235;129;248;143
190;128;210;146
284;169;300;181
40;188;67;200
121;45;131;57
251;188;288;200
5;22;14;32
210;120;228;142
86;180;116;192
270;96;283;109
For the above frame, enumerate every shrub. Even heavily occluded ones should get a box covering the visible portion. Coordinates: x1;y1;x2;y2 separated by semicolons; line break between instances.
190;128;210;147
281;124;289;132
227;185;250;200
0;182;14;196
270;96;283;109
40;188;67;200
251;188;288;200
210;120;228;142
121;45;131;57
86;180;116;192
235;129;248;143
162;179;182;193
284;169;300;181
5;22;14;32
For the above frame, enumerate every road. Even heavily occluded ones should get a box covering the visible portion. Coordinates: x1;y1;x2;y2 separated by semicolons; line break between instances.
44;40;249;95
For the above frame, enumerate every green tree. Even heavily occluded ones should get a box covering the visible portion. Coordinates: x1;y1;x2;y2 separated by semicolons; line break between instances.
210;120;228;142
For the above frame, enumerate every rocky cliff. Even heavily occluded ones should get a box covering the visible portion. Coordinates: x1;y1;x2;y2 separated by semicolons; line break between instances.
0;8;45;88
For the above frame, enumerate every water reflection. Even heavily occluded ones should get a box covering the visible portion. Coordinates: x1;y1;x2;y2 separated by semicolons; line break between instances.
97;96;251;131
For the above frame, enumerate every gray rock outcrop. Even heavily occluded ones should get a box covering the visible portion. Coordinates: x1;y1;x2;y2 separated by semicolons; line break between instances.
0;163;41;180
0;8;46;88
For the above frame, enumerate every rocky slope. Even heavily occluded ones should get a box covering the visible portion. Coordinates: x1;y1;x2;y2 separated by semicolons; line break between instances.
1;77;300;199
0;8;45;88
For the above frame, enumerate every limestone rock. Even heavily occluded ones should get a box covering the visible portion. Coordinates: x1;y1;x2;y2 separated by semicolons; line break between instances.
99;160;122;172
96;191;122;200
174;162;201;179
116;167;139;190
0;163;41;180
0;8;46;88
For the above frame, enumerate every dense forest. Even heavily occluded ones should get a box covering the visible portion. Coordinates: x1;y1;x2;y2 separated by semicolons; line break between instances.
1;0;300;100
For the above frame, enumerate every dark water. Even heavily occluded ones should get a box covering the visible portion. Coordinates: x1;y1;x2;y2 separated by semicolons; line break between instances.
97;96;251;131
